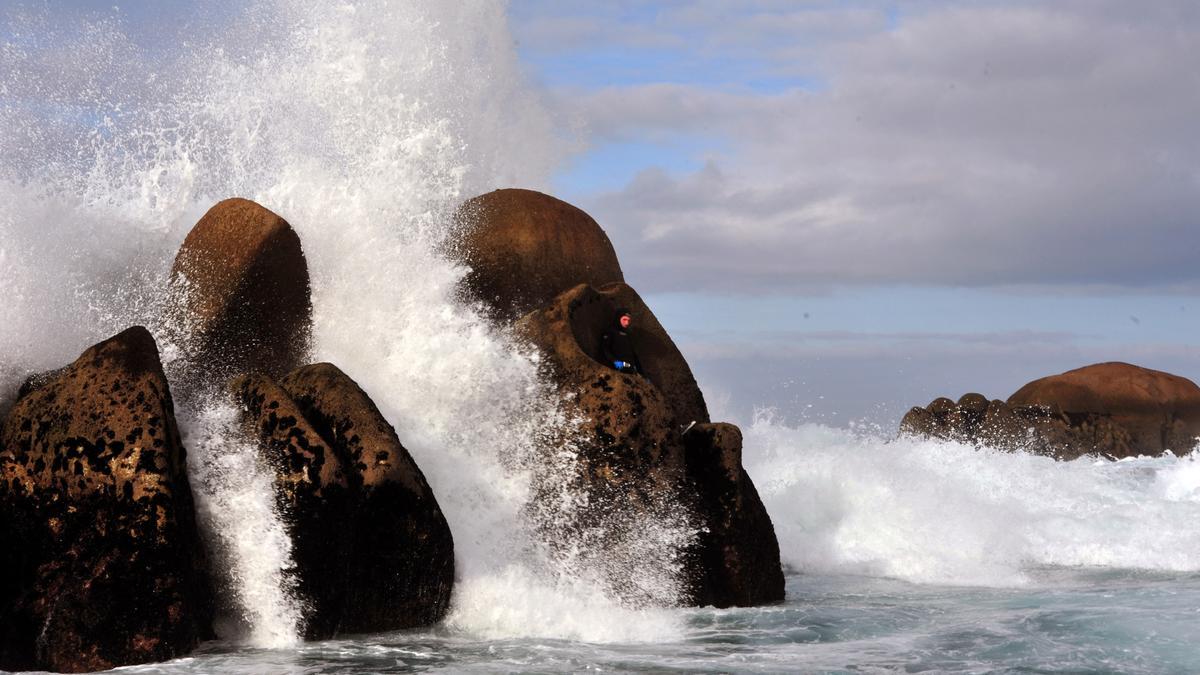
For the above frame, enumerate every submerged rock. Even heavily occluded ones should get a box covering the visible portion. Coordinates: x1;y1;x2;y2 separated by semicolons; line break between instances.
517;282;784;608
451;188;625;320
0;327;211;673
166;197;312;391
231;363;453;638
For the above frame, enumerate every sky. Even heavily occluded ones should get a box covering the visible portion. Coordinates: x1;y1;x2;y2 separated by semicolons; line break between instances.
5;1;1199;428
505;0;1200;425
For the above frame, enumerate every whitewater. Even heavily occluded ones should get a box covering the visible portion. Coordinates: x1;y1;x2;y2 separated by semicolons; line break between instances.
2;2;1200;672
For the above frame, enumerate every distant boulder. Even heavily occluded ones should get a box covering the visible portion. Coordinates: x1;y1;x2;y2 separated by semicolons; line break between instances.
517;282;784;608
450;189;625;320
0;327;211;673
1009;362;1200;456
165;198;312;392
900;392;1138;461
231;363;453;638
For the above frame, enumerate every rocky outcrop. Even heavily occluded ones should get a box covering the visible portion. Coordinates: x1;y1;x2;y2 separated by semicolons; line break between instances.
0;327;211;673
900;392;1135;460
683;423;785;607
231;363;453;638
166;198;312;391
517;282;784;608
902;363;1200;459
1008;362;1200;456
451;189;625;320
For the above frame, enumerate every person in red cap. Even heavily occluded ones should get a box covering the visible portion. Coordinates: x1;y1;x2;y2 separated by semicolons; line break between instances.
601;307;642;375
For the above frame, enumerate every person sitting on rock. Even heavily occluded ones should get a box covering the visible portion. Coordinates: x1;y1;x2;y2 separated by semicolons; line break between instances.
601;307;642;375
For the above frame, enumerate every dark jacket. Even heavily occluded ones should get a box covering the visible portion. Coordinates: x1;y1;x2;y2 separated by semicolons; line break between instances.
601;312;642;374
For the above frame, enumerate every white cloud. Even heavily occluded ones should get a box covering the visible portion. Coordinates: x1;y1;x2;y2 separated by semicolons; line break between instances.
543;1;1200;292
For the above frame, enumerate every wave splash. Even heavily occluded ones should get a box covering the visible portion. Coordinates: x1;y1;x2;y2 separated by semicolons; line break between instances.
742;411;1200;587
1;0;686;646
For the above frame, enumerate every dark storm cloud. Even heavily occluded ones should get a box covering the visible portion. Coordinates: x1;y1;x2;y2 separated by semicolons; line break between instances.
527;1;1200;293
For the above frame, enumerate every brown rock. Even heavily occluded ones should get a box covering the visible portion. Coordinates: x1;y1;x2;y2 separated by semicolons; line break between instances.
517;282;783;608
957;393;989;415
1009;362;1200;456
899;393;1137;460
231;364;453;638
0;327;211;673
450;189;625;320
166;198;312;392
683;423;785;607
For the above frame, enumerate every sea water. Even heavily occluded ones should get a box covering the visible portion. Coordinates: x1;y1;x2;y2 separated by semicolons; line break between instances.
3;2;1200;673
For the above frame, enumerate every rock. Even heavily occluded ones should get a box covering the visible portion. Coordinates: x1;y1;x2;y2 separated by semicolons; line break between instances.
1008;362;1200;456
957;392;989;415
683;423;785;607
516;282;783;608
165;198;312;392
899;394;1135;460
0;327;211;673
231;363;453;638
450;189;625;320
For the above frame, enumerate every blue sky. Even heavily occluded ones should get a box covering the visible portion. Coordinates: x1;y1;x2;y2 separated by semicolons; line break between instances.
6;1;1198;427
505;1;1200;425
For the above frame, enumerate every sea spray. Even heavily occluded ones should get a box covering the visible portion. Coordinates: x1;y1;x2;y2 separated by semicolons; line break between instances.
738;411;1200;586
183;399;305;647
1;0;689;646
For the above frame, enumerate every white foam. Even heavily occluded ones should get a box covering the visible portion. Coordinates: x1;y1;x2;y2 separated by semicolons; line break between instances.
740;411;1200;587
184;401;304;647
1;0;686;646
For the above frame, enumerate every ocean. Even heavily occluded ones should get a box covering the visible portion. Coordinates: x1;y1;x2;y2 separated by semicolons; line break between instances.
3;2;1200;673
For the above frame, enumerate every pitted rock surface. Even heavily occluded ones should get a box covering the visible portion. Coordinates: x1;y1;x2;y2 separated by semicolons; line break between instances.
232;364;453;638
451;189;625;320
517;283;784;608
0;327;211;673
1008;362;1200;456
166;198;312;391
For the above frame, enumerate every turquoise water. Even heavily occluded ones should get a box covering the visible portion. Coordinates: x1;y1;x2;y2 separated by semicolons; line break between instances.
112;571;1200;674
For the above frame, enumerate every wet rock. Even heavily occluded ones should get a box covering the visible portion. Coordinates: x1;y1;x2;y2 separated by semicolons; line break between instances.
166;198;312;392
450;189;625;320
231;363;453;638
517;282;784;608
683;423;785;607
0;327;211;673
1008;362;1200;456
899;394;1135;460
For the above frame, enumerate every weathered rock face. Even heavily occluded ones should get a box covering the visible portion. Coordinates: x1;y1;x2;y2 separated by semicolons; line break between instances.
900;392;1136;461
683;423;785;607
517;282;784;608
451;189;625;320
0;327;211;673
166;198;312;391
1008;362;1200;456
231;363;453;638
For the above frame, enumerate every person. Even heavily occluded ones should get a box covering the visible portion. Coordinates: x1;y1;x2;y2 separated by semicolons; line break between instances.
601;307;642;375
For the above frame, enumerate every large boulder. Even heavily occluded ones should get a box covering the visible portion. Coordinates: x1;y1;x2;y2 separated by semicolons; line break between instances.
517;282;784;607
231;363;453;638
0;327;211;673
683;423;785;607
165;198;312;392
1008;362;1200;456
450;189;625;320
899;392;1135;460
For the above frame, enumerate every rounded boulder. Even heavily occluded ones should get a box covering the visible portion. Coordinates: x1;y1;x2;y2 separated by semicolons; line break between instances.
450;189;625;320
166;198;312;391
1008;362;1200;455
